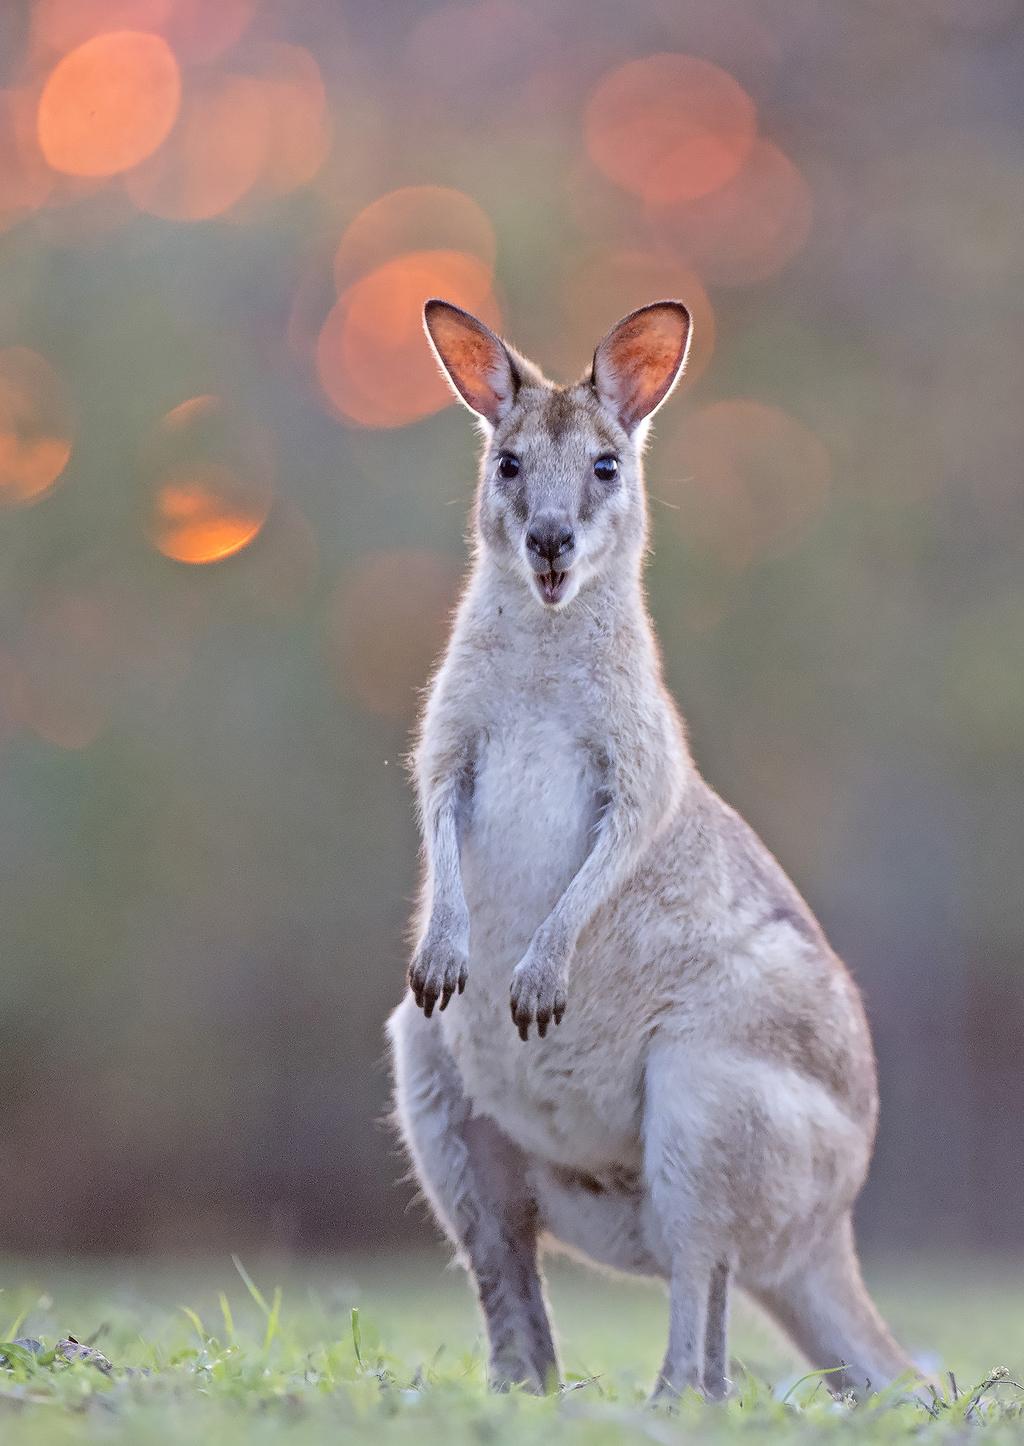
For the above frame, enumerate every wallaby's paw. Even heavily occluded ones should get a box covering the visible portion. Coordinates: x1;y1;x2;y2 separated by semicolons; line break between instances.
509;950;567;1041
408;938;468;1017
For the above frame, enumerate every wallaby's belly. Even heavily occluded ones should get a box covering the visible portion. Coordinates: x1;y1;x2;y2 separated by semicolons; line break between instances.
442;718;644;1169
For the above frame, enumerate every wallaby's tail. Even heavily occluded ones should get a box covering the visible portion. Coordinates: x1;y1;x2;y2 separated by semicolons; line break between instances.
754;1215;918;1398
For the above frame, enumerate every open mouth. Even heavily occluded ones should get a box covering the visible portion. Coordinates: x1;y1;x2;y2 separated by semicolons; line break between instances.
535;569;570;606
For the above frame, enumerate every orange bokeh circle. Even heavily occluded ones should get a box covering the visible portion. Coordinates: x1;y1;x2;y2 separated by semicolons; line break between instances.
585;54;757;206
333;186;496;294
317;249;500;429
0;348;74;508
650;140;814;287
37;30;181;178
143;394;274;563
124;72;270;220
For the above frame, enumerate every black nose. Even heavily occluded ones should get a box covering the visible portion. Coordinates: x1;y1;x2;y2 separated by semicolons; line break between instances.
526;514;575;567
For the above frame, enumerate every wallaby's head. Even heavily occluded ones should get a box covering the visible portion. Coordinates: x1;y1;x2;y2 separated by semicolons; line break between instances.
423;299;691;610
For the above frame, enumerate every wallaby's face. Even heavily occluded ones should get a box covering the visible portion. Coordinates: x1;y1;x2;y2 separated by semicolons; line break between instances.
424;300;691;611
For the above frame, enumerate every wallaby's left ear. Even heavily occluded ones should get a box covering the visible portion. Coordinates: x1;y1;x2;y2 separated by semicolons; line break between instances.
591;301;692;434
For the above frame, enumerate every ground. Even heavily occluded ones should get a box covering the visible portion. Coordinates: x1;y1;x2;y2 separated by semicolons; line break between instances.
0;1252;1021;1443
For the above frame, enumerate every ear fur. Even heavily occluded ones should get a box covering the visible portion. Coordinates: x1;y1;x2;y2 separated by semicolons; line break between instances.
423;300;520;426
591;301;692;434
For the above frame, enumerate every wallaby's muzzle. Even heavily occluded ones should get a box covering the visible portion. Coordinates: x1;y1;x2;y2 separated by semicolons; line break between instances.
525;509;576;606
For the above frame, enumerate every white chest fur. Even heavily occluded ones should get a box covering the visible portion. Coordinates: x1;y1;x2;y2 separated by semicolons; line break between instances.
439;691;643;1170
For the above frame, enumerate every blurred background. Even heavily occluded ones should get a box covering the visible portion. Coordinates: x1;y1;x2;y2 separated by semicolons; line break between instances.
0;0;1020;1262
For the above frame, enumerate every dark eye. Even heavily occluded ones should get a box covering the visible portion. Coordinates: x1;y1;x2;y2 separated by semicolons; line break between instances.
593;455;619;483
496;452;520;481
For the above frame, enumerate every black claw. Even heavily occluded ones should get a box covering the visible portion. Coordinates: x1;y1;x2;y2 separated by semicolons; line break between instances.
517;1019;530;1042
553;1006;565;1026
536;1018;548;1039
423;994;435;1019
458;974;466;994
440;984;454;1011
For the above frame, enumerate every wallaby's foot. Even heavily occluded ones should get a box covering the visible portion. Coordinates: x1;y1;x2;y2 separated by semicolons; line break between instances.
509;944;568;1041
648;1375;709;1409
490;1356;559;1394
408;932;468;1016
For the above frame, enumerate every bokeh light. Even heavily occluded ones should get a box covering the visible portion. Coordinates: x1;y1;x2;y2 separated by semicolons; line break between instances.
650;139;814;286
326;550;460;719
37;31;182;178
241;43;331;199
333;187;496;294
143;394;274;564
0;348;74;508
317;250;500;428
124;72;269;221
663;400;830;569
585;54;757;205
0;90;54;233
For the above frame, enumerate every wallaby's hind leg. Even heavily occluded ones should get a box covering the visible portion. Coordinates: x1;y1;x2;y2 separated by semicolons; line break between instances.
388;999;558;1392
754;1215;916;1397
703;1260;733;1400
643;1043;725;1401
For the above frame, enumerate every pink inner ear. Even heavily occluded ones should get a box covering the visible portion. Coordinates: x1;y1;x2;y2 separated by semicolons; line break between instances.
596;305;690;431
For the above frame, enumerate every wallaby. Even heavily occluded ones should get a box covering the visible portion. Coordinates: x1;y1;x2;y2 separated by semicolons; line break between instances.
387;298;918;1402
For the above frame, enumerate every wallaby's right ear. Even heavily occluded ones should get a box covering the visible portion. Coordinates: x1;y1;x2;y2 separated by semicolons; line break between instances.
423;300;520;427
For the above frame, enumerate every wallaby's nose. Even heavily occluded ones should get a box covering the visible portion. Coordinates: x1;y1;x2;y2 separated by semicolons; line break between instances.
526;512;575;569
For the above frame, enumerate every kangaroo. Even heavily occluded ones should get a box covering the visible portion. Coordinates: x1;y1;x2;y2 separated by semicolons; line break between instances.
387;298;917;1402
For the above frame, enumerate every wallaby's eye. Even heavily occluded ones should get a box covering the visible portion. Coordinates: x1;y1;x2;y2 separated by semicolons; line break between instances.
496;452;520;481
593;455;619;483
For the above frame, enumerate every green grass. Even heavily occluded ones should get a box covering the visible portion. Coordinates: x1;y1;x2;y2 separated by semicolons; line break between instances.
0;1252;1022;1443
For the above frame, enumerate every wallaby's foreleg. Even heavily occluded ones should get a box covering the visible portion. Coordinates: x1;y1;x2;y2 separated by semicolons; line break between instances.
408;751;472;1015
388;1000;559;1391
510;762;675;1039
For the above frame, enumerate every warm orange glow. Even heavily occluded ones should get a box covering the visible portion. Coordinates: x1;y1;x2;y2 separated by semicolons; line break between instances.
124;72;269;220
662;400;830;569
326;550;460;719
317;250;501;429
585;54;757;205
144;394;274;563
0;348;74;508
37;31;181;178
556;248;715;387
242;43;331;199
333;187;497;294
0;90;53;232
149;464;270;563
650;140;814;287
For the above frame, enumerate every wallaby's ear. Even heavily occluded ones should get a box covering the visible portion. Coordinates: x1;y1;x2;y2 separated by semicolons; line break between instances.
423;299;520;426
591;301;692;434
